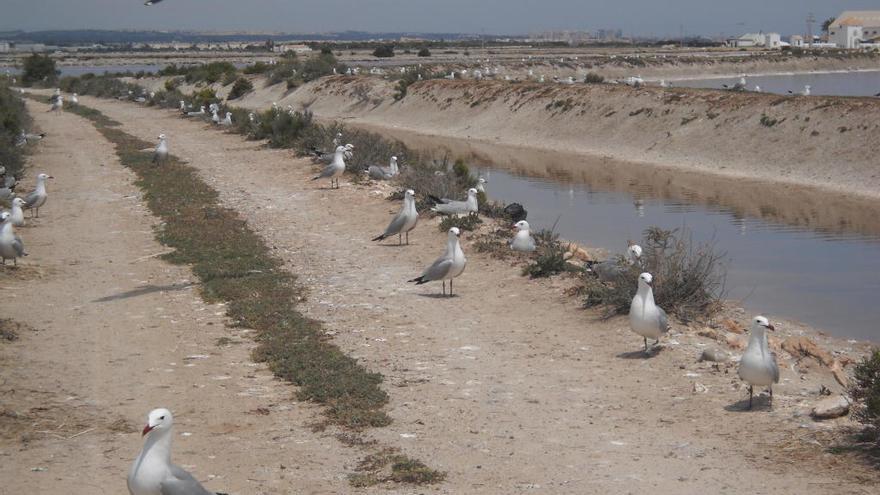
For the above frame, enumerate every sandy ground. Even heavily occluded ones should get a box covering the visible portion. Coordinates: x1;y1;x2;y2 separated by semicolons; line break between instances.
7;93;865;493
0;100;359;494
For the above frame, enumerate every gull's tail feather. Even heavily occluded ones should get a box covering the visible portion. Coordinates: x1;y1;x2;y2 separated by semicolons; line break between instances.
426;194;443;204
408;275;428;284
372;233;388;242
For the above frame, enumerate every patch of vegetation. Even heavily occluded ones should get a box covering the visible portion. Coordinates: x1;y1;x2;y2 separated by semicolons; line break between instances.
21;53;59;86
522;228;577;278
227;77;254;100
760;113;778;127
0;319;33;341
373;45;395;58
350;448;445;487
417;48;431;57
583;72;604;84
0;82;32;182
438;212;482;232
160;62;237;85
242;61;272;75
65;103;391;430
392;67;439;101
582;227;726;322
850;349;880;444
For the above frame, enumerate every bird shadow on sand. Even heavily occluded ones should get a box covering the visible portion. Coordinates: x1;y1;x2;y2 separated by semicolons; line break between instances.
724;395;774;412
93;282;196;303
415;293;460;299
378;243;417;248
617;348;664;360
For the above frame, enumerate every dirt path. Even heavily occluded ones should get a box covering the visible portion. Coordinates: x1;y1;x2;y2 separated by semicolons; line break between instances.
69;96;878;493
0;100;358;494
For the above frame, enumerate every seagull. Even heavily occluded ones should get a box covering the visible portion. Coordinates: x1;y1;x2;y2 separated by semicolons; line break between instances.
476;177;487;194
628;272;670;353
311;145;348;189
211;109;220;124
738;316;780;409
8;198;26;227
127;408;226;495
367;156;399;180
311;143;352;164
144;0;164;5
153;134;168;164
71;93;79;104
592;244;642;282
49;95;63;113
754;85;761;93
0;212;27;266
15;130;45;146
22;173;53;218
509;220;536;252
220;112;232;126
372;189;418;245
408;226;466;296
332;132;343;147
178;100;188;113
787;85;811;96
429;188;478;215
186;106;205;117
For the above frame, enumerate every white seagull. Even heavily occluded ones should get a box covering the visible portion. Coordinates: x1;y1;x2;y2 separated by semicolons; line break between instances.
476;177;488;194
593;244;642;282
311;145;348;189
430;188;478;215
220;112;233;126
49;95;63;113
0;212;27;266
367;156;399;180
408;226;467;296
8;197;26;227
738;316;780;409
22;173;53;218
509;220;536;252
71;92;79;104
628;272;670;353
153;134;168;164
372;189;418;245
127;408;225;495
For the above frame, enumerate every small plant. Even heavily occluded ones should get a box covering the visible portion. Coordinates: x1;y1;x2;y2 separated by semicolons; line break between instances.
850;349;880;444
164;77;182;92
21;53;58;86
760;114;778;127
522;228;575;278
227;77;254;100
584;72;604;84
438;212;482;232
349;448;445;487
372;44;395;58
417;48;431;57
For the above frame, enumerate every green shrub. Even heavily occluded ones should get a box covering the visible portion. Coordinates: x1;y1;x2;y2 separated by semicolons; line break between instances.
418;48;431;57
373;45;395;58
0;83;30;181
438;213;482;232
522;229;575;278
164;77;182;91
21;53;58;86
227;77;254;100
191;88;219;109
243;61;272;74
584;72;604;84
850;349;880;443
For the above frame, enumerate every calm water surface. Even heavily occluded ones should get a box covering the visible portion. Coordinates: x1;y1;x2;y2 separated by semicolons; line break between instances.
673;69;880;97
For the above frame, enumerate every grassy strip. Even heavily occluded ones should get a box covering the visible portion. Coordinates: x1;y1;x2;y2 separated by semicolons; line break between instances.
64;101;392;429
349;447;447;487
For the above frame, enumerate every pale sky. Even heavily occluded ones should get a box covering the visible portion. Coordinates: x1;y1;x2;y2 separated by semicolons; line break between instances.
0;0;866;37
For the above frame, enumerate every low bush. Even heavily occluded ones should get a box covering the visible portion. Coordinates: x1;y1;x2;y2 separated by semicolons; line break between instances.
438;213;482;232
522;228;576;278
227;77;254;100
243;61;272;75
417;48;431;57
373;45;395;58
0;83;31;182
582;227;726;321
21;53;59;86
584;72;604;84
850;349;880;443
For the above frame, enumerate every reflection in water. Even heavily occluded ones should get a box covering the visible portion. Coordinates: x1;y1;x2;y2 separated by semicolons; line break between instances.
363;125;880;342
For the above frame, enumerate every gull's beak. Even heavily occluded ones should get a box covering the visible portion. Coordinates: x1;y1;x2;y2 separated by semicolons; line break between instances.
142;424;154;436
767;324;775;331
48;176;55;179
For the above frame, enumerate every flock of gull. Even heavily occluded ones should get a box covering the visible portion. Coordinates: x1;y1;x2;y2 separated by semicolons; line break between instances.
7;89;782;495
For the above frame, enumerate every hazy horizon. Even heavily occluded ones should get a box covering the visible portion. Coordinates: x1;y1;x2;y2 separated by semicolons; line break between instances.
0;1;868;38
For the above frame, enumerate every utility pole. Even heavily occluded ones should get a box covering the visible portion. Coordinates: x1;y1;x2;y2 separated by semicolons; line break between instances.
806;12;815;49
680;24;685;48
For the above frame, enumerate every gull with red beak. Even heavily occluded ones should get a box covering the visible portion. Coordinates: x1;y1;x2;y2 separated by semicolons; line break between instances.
408;226;467;296
628;272;670;353
509;220;536;252
128;408;227;495
372;189;418;245
22;173;54;218
738;316;780;409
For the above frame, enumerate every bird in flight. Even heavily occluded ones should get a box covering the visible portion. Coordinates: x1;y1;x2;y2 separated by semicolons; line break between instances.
144;0;164;5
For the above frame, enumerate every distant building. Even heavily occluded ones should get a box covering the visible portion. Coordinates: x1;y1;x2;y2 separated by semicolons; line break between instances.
727;32;781;49
273;43;312;54
829;11;880;49
789;35;804;48
0;42;10;53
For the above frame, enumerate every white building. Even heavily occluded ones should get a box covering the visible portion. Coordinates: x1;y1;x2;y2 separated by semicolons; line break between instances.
273;43;313;55
789;35;804;47
829;11;880;49
727;32;782;49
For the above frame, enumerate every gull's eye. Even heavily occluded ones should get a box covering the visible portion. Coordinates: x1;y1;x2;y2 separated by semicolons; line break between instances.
159;415;165;420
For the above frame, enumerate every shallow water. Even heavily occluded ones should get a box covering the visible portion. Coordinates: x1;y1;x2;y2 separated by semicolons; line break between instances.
673;69;880;97
362;126;880;342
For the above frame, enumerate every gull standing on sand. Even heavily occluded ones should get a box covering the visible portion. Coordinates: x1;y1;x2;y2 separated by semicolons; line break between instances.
738;316;780;409
311;145;348;189
187;106;205;117
408;226;467;296
220;112;233;126
368;156;399;180
476;177;488;194
211;109;220;124
49;95;63;113
0;212;27;266
127;408;225;495
8;198;26;227
372;189;418;245
71;93;79;104
629;272;670;353
430;188;479;215
22;173;53;218
510;220;536;252
593;244;642;282
15;130;45;147
788;85;811;96
153;134;168;164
